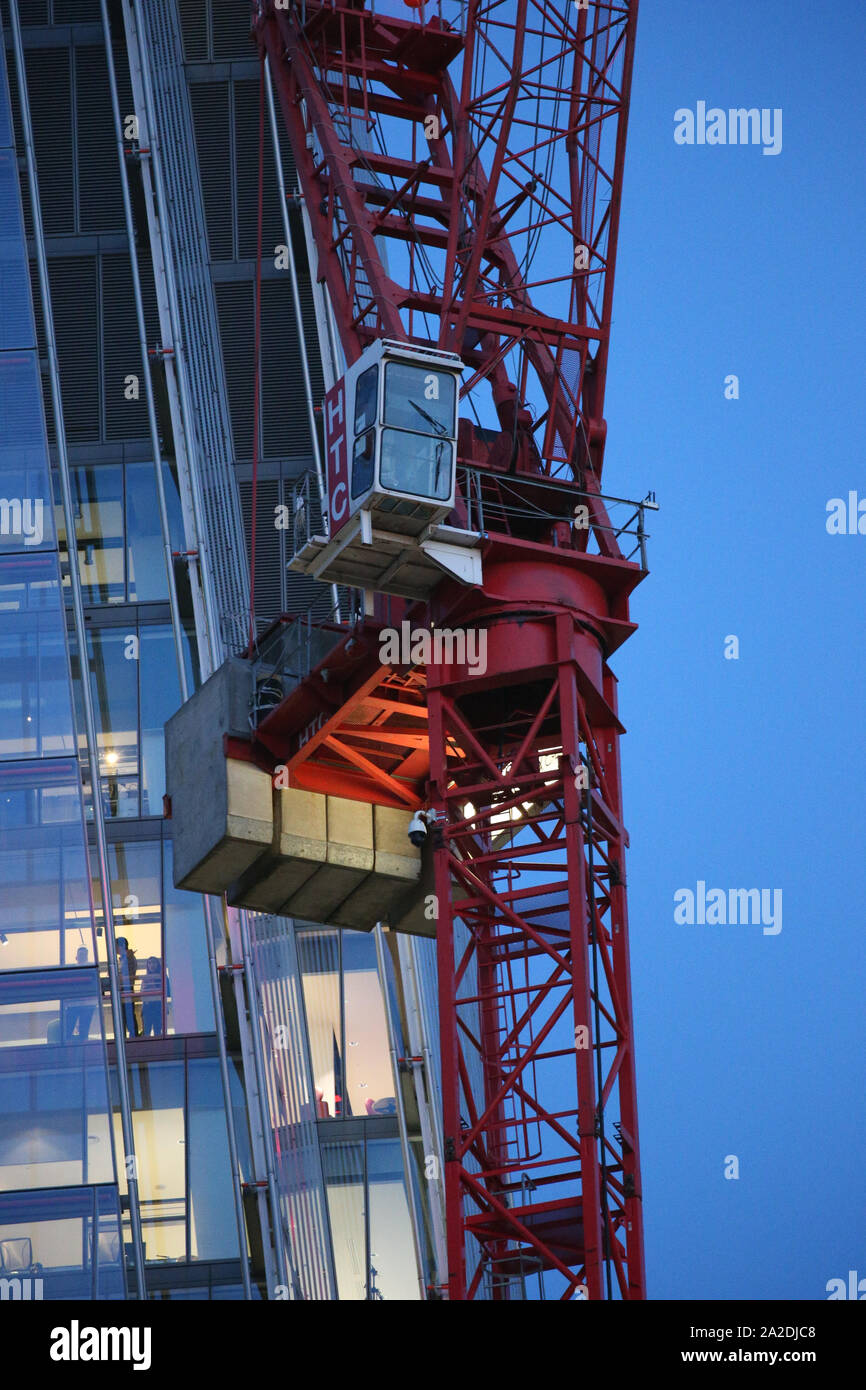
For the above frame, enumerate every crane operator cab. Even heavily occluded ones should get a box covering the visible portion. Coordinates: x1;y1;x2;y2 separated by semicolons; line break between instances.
350;342;458;517
288;339;483;600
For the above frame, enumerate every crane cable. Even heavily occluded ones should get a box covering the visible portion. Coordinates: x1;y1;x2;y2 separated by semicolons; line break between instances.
247;48;266;657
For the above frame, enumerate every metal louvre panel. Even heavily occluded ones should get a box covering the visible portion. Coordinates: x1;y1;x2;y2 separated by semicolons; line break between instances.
214;277;318;463
75;45;124;235
102;252;148;441
24;44;72;236
109;34;135;118
279;479;335;622
48;256;99;442
233;77;283;262
29;258;53;443
283;572;343;623
2;30;21;143
261;277;311;457
237;476;281;628
210;0;252;61
53;0;100;20
294;252;325;405
189;81;232;261
214;280;253;460
2;46;32;239
236;470;335;625
136;0;249;657
177;0;208;62
14;1;49;24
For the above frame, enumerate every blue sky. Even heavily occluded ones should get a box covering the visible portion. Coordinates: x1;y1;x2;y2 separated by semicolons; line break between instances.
606;0;866;1299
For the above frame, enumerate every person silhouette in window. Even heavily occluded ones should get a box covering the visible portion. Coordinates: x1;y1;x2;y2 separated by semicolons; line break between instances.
140;955;171;1037
115;937;139;1037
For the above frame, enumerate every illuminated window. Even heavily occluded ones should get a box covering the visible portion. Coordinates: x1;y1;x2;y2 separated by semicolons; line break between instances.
297;929;393;1120
57;461;184;606
322;1136;419;1301
111;1058;243;1266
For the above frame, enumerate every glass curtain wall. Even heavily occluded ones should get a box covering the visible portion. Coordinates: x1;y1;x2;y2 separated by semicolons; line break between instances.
110;1054;246;1268
0;21;124;1298
297;927;426;1300
321;1135;420;1301
297;928;395;1121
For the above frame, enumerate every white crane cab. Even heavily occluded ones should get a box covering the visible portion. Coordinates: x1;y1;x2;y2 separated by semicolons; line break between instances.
339;339;460;525
288;339;483;600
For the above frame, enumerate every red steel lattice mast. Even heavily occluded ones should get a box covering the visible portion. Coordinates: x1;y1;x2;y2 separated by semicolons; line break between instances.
256;0;645;1299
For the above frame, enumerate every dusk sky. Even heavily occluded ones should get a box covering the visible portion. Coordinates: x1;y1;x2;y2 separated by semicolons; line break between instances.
608;0;866;1299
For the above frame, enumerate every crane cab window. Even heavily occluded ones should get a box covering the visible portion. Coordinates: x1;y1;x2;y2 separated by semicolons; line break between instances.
354;365;379;436
352;428;376;498
383;361;456;437
379;360;456;500
379;429;452;501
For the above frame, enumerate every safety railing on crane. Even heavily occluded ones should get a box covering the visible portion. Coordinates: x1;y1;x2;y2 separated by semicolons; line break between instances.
247;602;356;731
460;466;657;570
283;0;467;33
285;468;323;563
287;464;657;572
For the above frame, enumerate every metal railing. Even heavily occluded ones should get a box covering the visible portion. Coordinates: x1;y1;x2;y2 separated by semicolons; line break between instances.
248;599;358;731
285;0;466;34
284;469;325;564
288;460;655;573
460;466;657;570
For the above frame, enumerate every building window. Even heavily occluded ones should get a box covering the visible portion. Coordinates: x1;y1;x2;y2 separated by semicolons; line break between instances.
59;461;184;607
0;969;116;1198
297;928;394;1120
322;1136;419;1301
79;619;184;820
0;759;98;975
0;350;54;552
113;1057;244;1267
0;553;76;764
91;834;214;1041
0;1185;125;1301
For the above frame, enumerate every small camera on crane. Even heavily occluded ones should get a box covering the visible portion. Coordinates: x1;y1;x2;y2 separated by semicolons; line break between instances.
407;810;430;847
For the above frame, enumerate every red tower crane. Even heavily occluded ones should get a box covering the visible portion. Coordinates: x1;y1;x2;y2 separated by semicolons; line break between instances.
253;0;646;1300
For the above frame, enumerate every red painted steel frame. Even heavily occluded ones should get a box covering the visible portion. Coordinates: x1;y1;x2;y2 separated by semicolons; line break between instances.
426;543;645;1299
256;0;645;1299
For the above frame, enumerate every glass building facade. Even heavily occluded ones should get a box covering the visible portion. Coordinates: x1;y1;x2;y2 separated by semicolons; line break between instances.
0;0;442;1302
